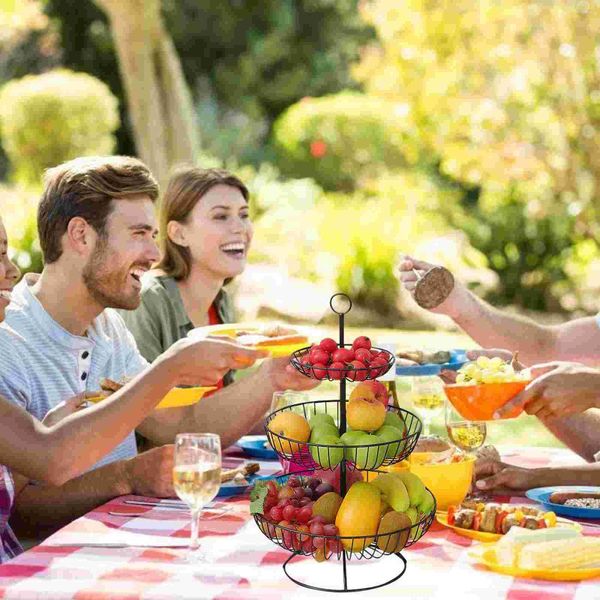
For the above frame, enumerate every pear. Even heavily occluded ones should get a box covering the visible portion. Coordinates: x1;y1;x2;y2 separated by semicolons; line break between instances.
374;425;403;459
391;471;426;507
309;413;335;429
310;434;344;469
371;472;410;512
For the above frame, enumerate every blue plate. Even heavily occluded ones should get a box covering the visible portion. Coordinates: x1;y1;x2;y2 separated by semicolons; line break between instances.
395;349;468;377
526;486;600;519
218;473;263;498
238;436;277;460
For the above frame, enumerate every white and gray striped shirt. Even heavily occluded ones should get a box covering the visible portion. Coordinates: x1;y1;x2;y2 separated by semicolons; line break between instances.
0;277;148;470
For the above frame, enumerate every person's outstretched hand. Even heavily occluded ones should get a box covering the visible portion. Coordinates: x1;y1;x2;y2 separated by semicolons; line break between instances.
494;362;600;420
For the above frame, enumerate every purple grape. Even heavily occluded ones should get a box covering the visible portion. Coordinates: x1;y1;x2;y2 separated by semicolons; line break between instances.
302;487;315;500
308;478;322;490
314;482;334;497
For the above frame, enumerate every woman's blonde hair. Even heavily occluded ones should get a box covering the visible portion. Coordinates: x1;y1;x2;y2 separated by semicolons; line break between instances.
156;166;249;280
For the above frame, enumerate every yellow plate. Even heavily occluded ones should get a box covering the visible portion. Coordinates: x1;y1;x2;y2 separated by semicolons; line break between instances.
88;386;216;410
436;511;581;542
469;544;600;581
192;324;308;358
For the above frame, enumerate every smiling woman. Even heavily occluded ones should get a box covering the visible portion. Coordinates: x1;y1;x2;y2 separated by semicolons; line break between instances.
119;167;253;376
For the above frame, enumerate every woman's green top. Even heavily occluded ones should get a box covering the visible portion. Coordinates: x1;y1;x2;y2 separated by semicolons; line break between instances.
119;273;235;385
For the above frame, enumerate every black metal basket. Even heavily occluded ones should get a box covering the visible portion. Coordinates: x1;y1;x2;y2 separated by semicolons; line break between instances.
253;471;436;561
290;345;395;382
265;399;422;470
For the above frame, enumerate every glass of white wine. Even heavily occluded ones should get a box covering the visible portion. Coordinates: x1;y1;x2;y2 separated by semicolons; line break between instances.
411;376;446;436
445;401;487;454
270;391;310;472
173;433;221;561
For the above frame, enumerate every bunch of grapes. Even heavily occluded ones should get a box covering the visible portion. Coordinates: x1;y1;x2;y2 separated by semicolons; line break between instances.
262;475;343;561
455;356;529;385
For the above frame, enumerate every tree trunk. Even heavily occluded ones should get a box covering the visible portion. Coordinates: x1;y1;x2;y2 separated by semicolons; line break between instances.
93;0;199;184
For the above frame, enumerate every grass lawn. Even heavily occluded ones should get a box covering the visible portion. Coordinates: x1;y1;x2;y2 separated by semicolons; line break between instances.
255;322;564;450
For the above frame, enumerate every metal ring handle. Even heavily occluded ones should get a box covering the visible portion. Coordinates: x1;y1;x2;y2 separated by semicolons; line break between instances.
329;293;352;315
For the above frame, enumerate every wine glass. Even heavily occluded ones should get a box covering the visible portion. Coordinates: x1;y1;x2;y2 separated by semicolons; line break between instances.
445;401;487;455
173;433;221;561
270;391;310;472
411;376;446;436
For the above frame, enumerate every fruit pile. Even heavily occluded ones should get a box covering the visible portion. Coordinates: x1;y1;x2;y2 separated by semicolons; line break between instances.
251;471;434;561
267;384;412;470
295;336;393;381
455;356;529;385
252;475;343;562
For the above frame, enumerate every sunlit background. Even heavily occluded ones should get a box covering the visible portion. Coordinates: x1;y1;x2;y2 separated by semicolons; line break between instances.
1;0;599;447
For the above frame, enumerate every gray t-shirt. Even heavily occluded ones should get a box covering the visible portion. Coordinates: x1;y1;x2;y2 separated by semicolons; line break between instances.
0;277;148;469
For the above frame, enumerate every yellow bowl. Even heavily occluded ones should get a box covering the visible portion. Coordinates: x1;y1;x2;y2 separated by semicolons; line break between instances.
88;386;216;410
408;453;475;510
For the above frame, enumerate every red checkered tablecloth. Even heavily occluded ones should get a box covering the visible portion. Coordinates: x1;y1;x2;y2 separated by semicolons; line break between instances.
0;445;598;599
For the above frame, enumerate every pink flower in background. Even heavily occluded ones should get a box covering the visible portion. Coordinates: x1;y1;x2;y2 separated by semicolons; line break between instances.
310;140;327;158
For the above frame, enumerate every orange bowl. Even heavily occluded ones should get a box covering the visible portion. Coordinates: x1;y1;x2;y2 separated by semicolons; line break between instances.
444;381;531;420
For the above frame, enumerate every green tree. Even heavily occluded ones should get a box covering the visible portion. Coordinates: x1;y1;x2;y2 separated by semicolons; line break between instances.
44;0;373;162
355;0;600;311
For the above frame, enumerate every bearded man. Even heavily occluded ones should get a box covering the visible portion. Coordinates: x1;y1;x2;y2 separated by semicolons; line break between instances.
0;156;315;538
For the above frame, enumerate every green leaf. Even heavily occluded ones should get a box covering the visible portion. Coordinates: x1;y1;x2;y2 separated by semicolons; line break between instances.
249;481;269;515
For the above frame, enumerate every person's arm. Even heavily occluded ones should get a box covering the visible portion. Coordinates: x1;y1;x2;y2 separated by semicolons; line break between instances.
474;458;600;494
10;445;174;538
398;257;600;365
0;339;265;485
538;411;600;463
137;357;320;449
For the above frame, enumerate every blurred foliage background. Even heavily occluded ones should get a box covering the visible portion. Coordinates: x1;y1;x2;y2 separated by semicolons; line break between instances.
1;0;600;326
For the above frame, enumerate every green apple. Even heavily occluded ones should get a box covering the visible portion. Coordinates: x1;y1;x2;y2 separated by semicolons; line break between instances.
309;413;336;429
310;434;344;469
310;423;340;440
340;430;364;462
384;412;405;431
374;425;403;459
350;432;386;470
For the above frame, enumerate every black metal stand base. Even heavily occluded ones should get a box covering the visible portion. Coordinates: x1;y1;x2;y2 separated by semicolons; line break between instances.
282;552;408;593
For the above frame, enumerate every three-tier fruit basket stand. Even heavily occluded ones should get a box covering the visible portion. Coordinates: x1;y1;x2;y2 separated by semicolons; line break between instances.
253;294;436;593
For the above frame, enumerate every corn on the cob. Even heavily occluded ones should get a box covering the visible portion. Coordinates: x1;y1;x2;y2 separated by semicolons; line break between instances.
519;537;600;571
496;526;579;566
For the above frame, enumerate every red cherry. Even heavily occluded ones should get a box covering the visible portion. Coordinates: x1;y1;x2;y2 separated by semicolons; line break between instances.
293;487;305;499
319;338;338;354
311;363;328;379
309;348;330;365
354;348;372;363
282;504;297;521
328;361;345;380
269;506;283;522
349;360;367;381
332;348;354;363
352;336;371;351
